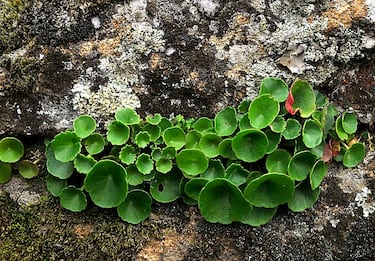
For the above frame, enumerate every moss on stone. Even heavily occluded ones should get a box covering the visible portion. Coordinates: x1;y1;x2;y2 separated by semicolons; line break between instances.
0;56;40;91
0;0;29;54
0;192;161;260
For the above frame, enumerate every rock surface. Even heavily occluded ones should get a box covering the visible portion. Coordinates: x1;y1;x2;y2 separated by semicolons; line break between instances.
0;0;374;260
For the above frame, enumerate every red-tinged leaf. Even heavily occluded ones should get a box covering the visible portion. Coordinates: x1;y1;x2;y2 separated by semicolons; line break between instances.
330;139;340;156
322;143;332;162
322;139;341;162
285;91;297;115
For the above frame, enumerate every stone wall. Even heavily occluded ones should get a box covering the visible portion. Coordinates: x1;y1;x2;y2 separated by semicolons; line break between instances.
0;0;374;260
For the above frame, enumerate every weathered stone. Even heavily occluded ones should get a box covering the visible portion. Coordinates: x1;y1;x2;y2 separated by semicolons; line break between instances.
0;0;374;260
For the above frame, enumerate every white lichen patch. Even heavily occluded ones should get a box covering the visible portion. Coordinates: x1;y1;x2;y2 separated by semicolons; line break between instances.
367;0;375;23
71;3;166;119
355;187;375;217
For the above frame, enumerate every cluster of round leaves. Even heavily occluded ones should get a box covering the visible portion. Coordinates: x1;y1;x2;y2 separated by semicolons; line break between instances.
45;77;366;226
0;137;39;184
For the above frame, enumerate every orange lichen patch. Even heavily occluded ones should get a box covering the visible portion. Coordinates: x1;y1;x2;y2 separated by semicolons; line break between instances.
149;52;162;71
189;71;199;82
97;37;121;56
73;224;93;239
235;14;250;25
224;67;241;81
78;41;95;57
322;0;368;31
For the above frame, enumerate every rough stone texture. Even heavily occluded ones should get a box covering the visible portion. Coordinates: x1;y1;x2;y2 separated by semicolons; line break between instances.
0;0;374;260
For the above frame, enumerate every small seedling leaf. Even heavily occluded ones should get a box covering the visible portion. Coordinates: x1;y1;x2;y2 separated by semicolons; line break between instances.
0;137;24;163
18;160;39;179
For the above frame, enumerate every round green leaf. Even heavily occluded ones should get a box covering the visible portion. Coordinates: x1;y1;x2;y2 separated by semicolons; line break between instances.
45;143;74;179
242;206;277;227
270;116;286;133
84;160;128;208
51;132;81;162
248;94;279;129
315;90;328;108
73;115;96;139
239;112;252;131
156;158;173;173
176;149;208;176
264;128;281;154
115;108;140;125
342;112;358;134
0;137;24;163
136;154;153;174
163;126;185;150
126;165;145;186
185;130;202;149
146;113;162;125
184;178;208;201
199;133;222;158
214;106;237;136
18;160;38;179
46;174;67;197
244;173;295;208
119;145;137;165
150;168;182;203
135;131;150;148
266;149;291;173
143;124;161;141
107;121;130;145
84;133;105;155
218;138;237;160
117;189;152;224
259;77;289;102
310;160;328;190
237;100;250;113
0;162;12;183
302;119;323;148
60;186;87;212
288;151;317;181
201;159;225;180
282;118;301;140
224;163;249;186
288;181;320;212
157;117;172;132
343;143;365;168
198;178;252;224
193;117;213;133
290;79;316;118
74;154;96;174
335;116;348;141
232;129;268;163
161;147;176;159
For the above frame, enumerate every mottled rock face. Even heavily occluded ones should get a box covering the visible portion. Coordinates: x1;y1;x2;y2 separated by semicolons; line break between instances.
1;0;374;134
0;0;374;260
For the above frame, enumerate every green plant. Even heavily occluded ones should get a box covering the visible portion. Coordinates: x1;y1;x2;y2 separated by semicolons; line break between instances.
45;77;366;226
0;137;39;183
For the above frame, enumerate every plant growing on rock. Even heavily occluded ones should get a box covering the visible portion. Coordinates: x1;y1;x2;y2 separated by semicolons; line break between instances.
0;137;39;183
45;77;366;226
